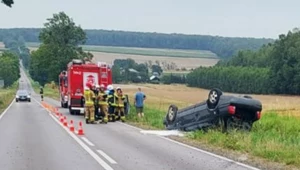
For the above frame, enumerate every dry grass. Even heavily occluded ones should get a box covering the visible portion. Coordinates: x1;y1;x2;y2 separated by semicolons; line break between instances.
116;83;300;117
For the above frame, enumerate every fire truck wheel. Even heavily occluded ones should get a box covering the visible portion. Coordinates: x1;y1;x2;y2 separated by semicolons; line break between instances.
69;108;75;115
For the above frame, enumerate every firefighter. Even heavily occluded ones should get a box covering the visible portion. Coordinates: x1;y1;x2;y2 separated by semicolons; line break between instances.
84;84;96;124
98;84;109;123
40;86;44;101
94;84;100;120
107;85;116;122
114;87;126;122
92;84;97;94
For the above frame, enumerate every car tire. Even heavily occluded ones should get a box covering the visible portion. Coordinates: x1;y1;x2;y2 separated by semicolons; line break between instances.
207;88;223;109
28;99;31;102
16;99;18;102
166;104;178;124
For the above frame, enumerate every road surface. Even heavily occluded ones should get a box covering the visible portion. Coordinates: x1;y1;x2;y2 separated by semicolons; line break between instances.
0;68;261;170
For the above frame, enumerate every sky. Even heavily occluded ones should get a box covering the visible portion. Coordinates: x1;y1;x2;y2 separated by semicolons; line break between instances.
0;0;299;39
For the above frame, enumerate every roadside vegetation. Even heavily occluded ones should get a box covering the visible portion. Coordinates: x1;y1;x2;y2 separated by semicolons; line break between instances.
0;82;18;113
0;51;20;87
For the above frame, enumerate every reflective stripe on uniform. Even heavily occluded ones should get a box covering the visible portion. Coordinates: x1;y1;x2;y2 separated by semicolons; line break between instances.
84;89;95;106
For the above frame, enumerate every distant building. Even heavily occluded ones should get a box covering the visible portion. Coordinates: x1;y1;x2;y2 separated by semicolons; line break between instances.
149;75;160;84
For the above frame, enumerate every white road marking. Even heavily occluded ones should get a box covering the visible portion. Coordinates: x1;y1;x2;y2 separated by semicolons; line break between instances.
0;100;15;121
81;137;95;146
33;98;114;170
117;121;260;170
140;130;184;137
97;150;117;164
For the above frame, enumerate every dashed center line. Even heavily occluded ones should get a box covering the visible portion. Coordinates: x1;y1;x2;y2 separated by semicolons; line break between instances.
97;150;118;164
82;136;95;146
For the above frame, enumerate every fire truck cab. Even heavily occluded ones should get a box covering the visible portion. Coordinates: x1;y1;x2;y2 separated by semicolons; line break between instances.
62;59;113;115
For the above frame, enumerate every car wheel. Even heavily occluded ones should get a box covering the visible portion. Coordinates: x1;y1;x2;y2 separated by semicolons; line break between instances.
28;99;31;102
207;88;222;109
16;99;18;102
166;105;178;124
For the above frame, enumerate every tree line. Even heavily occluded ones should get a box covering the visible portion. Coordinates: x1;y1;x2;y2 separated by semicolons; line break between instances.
0;28;273;59
0;52;20;87
2;35;31;69
186;28;300;95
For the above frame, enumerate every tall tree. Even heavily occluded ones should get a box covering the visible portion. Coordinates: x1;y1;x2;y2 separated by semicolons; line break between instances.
0;51;20;87
29;12;93;85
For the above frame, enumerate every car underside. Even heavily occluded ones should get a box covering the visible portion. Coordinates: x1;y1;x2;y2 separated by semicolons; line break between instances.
163;88;262;132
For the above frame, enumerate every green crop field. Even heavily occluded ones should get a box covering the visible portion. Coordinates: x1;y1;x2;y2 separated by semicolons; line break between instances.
26;42;218;59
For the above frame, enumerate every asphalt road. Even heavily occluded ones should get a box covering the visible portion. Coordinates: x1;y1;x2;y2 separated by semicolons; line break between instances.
0;68;261;170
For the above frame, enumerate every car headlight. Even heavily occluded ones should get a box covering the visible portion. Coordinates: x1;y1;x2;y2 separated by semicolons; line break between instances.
16;95;19;98
27;95;31;98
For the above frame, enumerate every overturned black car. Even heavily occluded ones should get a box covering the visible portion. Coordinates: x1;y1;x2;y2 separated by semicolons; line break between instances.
163;88;262;132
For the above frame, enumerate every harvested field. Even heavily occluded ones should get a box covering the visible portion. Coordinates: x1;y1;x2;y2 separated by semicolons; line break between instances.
91;52;219;69
115;83;300;117
26;43;219;69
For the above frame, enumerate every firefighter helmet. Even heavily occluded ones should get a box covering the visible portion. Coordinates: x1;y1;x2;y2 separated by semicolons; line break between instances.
107;84;113;91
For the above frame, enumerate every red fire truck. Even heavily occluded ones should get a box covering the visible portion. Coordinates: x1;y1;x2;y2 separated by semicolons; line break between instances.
58;59;112;115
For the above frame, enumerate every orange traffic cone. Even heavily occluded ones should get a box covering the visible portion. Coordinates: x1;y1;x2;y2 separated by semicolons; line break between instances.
69;120;75;132
59;114;64;123
77;121;84;135
55;111;59;117
63;116;68;126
